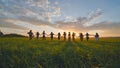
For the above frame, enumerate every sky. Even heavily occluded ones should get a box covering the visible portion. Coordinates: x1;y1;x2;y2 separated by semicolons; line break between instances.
0;0;120;37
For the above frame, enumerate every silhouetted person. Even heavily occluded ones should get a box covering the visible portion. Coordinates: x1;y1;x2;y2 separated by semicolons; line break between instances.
50;32;54;40
58;32;61;40
79;33;84;41
86;33;89;41
72;32;75;41
68;32;71;41
63;32;66;41
0;30;3;36
36;32;40;39
42;31;46;40
27;30;33;40
95;33;99;41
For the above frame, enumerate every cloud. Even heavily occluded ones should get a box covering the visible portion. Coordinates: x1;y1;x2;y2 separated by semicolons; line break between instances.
0;0;61;22
64;16;77;22
0;27;28;35
79;8;103;26
27;0;49;8
0;0;120;36
0;0;61;30
88;21;120;36
1;6;119;35
53;9;103;31
0;5;2;9
0;18;27;29
89;21;120;33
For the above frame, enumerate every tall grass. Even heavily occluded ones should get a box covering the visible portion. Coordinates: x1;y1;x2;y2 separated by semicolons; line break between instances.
0;37;120;68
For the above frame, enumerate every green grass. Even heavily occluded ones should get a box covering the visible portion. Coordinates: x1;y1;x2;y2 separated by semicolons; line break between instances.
0;37;120;68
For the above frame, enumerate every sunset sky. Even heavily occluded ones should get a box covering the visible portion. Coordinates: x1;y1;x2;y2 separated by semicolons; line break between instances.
0;0;120;37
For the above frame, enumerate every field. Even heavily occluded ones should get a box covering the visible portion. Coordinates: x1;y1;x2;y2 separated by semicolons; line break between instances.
0;37;120;68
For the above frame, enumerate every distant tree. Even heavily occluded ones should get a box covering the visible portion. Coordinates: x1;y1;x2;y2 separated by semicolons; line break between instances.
0;30;3;36
3;33;26;37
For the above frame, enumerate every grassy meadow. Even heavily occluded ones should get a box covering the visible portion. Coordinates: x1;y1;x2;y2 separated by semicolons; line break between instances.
0;37;120;68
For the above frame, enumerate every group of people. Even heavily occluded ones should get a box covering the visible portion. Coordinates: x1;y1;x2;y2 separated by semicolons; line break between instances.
27;30;99;41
